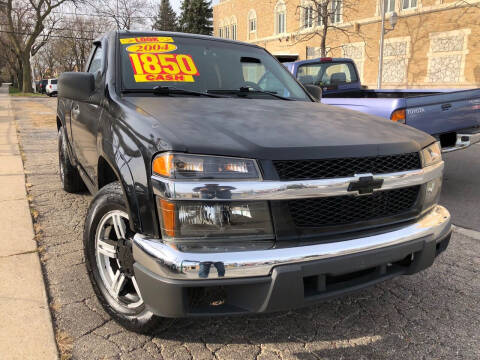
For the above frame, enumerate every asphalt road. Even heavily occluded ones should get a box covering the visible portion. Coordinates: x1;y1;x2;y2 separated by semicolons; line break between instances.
442;145;480;231
11;96;480;360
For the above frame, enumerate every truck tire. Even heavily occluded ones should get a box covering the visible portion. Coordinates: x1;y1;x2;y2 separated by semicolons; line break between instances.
58;128;85;193
84;182;161;333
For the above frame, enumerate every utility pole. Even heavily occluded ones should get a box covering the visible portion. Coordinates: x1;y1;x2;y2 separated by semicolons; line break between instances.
377;3;398;89
377;0;386;89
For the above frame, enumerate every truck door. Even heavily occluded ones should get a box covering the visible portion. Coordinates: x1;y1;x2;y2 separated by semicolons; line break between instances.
405;89;480;137
70;44;104;184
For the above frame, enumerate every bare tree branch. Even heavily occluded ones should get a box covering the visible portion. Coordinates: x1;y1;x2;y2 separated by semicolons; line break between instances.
287;0;370;58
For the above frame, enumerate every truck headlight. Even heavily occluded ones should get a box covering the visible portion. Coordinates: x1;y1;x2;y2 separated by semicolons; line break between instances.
152;153;261;180
157;199;274;242
153;153;273;242
421;142;442;168
421;142;443;211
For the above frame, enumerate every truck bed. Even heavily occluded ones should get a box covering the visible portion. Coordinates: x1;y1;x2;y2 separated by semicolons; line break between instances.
287;57;480;151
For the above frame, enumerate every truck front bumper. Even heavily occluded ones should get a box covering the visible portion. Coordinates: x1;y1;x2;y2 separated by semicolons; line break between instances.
132;205;451;317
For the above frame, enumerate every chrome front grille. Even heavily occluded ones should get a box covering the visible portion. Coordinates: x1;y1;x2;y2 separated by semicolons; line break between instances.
273;153;422;181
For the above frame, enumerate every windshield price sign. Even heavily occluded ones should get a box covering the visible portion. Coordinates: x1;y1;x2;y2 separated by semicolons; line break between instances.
129;53;200;82
123;37;200;83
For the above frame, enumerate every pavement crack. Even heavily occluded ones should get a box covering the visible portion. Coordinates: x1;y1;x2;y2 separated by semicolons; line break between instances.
0;249;38;258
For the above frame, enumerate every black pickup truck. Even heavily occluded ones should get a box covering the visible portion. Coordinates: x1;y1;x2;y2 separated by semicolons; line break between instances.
57;31;452;333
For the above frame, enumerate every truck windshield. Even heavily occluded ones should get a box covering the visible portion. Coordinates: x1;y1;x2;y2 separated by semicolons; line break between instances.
119;35;310;101
296;62;359;88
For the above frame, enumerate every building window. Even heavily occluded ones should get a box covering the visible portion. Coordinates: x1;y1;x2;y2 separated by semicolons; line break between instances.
303;5;313;28
248;9;257;40
402;0;417;9
275;1;287;34
218;21;224;38
383;0;396;13
231;23;237;40
331;0;342;23
225;26;230;39
249;18;256;32
317;3;326;26
277;13;286;34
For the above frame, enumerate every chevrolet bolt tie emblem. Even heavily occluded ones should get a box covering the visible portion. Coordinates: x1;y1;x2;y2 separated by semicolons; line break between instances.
348;176;384;195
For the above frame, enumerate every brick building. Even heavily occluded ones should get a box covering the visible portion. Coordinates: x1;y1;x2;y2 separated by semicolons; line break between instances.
213;0;480;88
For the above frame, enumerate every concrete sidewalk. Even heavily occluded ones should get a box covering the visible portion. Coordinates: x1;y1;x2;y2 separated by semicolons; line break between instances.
0;86;58;360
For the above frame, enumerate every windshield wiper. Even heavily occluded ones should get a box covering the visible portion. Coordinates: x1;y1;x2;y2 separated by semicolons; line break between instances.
122;86;227;98
207;87;294;101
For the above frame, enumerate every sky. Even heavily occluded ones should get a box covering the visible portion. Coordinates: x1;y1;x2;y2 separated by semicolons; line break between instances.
170;0;220;14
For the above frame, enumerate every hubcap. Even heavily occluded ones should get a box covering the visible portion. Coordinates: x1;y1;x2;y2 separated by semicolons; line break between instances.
95;210;143;309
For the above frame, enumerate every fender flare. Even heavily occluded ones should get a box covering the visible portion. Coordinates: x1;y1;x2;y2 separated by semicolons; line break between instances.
97;148;143;233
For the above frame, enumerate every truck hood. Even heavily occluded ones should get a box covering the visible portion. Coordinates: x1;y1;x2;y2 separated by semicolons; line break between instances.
124;97;434;160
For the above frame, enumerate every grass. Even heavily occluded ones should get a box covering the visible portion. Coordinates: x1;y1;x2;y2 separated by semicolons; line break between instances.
9;86;45;97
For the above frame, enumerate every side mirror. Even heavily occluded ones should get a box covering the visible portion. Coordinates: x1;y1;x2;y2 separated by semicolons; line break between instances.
58;72;95;102
304;84;322;101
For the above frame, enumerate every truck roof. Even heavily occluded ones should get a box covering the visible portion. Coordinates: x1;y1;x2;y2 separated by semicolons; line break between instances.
99;30;262;50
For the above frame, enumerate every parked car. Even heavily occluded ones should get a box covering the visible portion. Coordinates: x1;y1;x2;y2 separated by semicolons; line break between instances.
39;79;48;94
45;78;58;96
286;58;480;152
57;31;451;333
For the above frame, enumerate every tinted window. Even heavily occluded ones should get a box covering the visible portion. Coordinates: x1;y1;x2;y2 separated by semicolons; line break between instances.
119;35;309;101
51;79;57;84
297;62;359;87
88;46;103;74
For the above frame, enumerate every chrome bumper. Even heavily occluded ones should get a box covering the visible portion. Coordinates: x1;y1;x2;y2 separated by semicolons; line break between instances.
442;133;480;153
133;205;451;280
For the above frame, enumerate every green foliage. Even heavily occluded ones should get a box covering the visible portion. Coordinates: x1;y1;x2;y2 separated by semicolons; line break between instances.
178;0;213;35
153;0;178;32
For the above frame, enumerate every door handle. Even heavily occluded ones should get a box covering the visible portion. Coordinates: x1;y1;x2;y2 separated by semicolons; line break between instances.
441;103;452;111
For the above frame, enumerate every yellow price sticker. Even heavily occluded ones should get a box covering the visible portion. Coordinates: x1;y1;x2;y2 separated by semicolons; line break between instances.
126;43;177;54
129;53;200;83
120;37;174;45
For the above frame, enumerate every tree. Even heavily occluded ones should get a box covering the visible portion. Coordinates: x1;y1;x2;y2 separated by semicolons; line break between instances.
178;0;213;35
0;0;72;92
0;34;23;87
291;0;364;58
153;0;177;32
85;0;154;30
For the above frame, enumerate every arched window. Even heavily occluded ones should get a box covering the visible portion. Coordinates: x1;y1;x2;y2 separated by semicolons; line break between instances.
218;20;224;38
275;1;287;35
224;20;230;39
230;16;237;40
248;9;257;40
